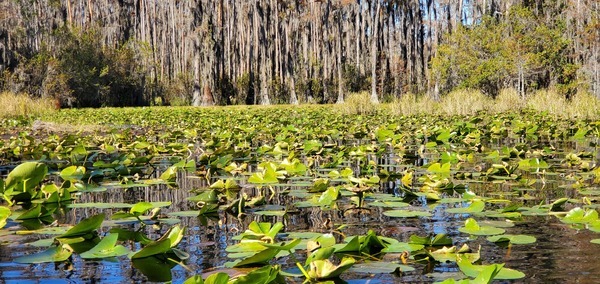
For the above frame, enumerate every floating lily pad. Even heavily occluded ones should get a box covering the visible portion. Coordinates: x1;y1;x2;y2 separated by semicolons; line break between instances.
66;202;132;209
382;242;424;253
446;200;485;214
487;234;537;245
167;211;201;217
349;261;415;274
456;255;525;280
383;209;432;218
14;245;72;264
458;218;505;236
251;210;287;216
367;201;410;208
80;233;131;259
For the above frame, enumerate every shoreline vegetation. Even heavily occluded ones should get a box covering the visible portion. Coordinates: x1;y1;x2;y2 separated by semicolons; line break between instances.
0;2;597;109
1;88;599;121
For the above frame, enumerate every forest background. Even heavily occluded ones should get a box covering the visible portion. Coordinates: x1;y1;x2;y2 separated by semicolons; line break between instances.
0;0;597;108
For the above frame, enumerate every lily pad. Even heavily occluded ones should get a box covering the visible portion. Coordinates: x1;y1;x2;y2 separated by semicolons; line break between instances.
458;218;505;236
349;261;415;274
446;200;485;214
14;245;72;264
456;255;525;280
383;209;432;218
382;242;425;253
487;234;537;245
80;233;131;259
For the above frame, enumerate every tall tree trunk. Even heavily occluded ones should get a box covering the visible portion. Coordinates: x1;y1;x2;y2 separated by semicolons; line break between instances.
370;1;380;104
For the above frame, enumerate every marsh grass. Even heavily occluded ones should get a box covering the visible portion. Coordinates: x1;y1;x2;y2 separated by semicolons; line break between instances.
392;93;438;116
338;91;378;115
0;92;56;118
566;92;600;119
390;88;600;119
526;90;568;116
439;89;490;116
492;88;524;113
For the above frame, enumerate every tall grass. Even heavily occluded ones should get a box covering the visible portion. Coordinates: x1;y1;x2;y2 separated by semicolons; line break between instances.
439;89;490;116
566;92;600;119
338;91;378;115
491;88;524;113
0;91;57;118
526;89;568;116
390;88;600;118
392;93;438;116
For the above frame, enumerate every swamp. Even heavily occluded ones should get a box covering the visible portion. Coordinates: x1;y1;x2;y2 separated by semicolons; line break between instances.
2;105;600;283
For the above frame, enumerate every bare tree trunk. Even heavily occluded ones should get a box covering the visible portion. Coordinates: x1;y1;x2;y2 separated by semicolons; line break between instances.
370;1;380;104
336;12;344;104
192;35;201;106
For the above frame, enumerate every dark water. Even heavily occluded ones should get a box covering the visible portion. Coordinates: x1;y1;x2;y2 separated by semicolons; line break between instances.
1;140;600;283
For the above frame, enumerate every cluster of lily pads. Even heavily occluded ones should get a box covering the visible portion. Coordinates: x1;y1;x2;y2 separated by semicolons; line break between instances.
1;106;600;282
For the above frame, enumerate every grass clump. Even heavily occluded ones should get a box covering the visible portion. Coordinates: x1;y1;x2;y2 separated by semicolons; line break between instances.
564;92;600;119
492;88;524;113
339;91;379;115
526;89;567;116
0;92;57;118
439;89;490;116
390;88;599;119
392;93;438;116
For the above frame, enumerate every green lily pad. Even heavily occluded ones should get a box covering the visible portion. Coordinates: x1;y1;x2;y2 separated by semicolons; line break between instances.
0;206;11;228
561;207;598;224
446;200;485;214
349;261;415;274
131;225;185;259
307;256;356;280
229;265;283;284
487;234;537;245
60;166;86;181
428;245;477;263
383;209;432;218
409;234;453;246
5;162;48;192
458;218;505;236
80;233;131;259
58;213;105;239
381;242;425;253
14;245;72;263
456;255;525;280
183;273;230;284
367;201;410;208
231;247;280;267
251;210;287;216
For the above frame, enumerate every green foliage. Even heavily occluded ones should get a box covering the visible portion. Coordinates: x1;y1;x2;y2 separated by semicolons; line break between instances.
431;5;578;97
4;27;151;108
